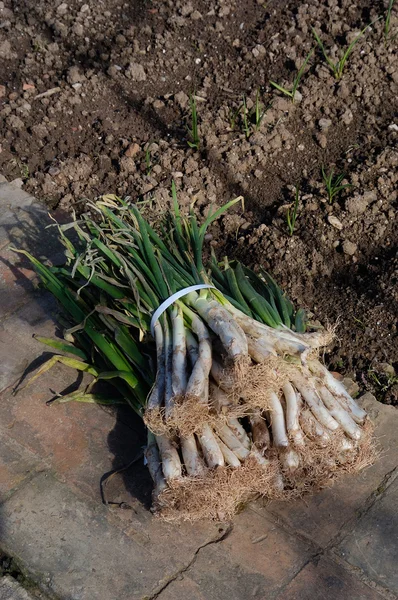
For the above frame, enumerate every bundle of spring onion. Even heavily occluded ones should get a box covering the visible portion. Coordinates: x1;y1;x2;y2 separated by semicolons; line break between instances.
14;188;376;521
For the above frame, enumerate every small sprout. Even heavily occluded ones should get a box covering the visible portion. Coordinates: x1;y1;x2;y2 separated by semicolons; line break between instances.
270;49;314;102
32;40;44;53
385;0;397;41
20;163;30;179
367;366;398;396
312;19;379;80
322;167;353;204
287;185;300;236
228;102;244;130
253;88;270;131
187;93;200;150
238;91;271;137
345;144;360;155
145;142;153;175
353;317;366;331
242;95;251;139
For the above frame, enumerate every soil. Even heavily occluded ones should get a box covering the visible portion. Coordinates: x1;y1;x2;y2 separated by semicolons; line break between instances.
0;0;397;403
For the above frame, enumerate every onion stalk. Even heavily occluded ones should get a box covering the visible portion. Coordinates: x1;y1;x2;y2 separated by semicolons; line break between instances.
12;187;376;521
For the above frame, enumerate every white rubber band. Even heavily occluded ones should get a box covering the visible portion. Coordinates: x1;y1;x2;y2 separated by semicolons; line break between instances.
150;284;215;336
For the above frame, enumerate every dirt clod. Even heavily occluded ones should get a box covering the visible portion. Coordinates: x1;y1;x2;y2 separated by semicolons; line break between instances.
342;240;358;256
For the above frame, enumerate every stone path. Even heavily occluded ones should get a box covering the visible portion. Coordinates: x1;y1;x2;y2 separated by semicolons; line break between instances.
0;576;38;600
0;180;397;600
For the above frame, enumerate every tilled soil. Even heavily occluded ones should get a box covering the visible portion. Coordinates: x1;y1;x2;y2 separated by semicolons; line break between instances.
0;0;397;402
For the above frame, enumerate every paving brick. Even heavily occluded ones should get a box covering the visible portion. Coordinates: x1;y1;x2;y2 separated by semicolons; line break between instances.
0;361;112;487
0;342;148;502
155;577;208;600
265;394;398;548
0;183;37;251
0;182;68;320
0;363;220;555
0;182;68;253
275;556;384;600
156;506;313;600
0;296;57;393
0;245;39;318
0;576;38;600
0;473;219;600
1;202;65;259
338;477;398;594
0;434;39;501
0;182;35;220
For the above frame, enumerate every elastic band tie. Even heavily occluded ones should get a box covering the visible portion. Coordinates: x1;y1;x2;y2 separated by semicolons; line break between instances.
150;284;215;336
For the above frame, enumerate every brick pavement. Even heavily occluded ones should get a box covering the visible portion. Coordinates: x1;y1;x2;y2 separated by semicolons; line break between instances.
0;181;397;600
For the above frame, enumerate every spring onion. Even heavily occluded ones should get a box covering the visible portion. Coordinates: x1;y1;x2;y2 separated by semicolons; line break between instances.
12;189;376;521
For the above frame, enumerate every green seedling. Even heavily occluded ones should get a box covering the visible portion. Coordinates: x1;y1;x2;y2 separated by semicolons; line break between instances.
229;102;244;130
312;19;379;79
353;316;366;331
32;40;45;53
345;144;360;155
322;167;352;204
242;95;251;139
145;142;153;175
287;185;300;236
368;367;398;395
253;89;270;130
20;163;30;179
187;93;200;150
270;49;314;102
9;158;29;180
238;92;271;137
385;0;397;41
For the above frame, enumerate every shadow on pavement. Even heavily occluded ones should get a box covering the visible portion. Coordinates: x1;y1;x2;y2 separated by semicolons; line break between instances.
104;404;153;510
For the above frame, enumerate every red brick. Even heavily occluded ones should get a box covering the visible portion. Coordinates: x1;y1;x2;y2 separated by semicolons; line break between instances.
276;556;384;600
0;297;57;392
0;311;220;554
0;433;39;500
266;394;398;547
0;197;66;318
154;507;312;600
0;361;117;501
0;473;221;600
0;181;35;211
0;244;39;318
1;367;219;558
151;577;208;600
338;478;398;593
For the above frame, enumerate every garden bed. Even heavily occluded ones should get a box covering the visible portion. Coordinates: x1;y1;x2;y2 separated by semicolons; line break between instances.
0;0;397;401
